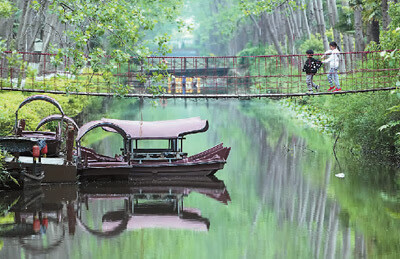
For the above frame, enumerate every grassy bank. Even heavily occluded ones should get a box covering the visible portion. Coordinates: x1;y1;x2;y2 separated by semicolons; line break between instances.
283;91;400;162
0;92;96;135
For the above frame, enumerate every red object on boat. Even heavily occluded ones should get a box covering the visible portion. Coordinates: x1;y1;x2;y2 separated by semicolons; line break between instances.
33;217;40;232
42;217;49;229
32;145;40;158
41;144;48;155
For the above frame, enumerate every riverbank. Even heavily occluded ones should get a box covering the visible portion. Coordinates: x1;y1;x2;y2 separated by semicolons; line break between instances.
281;91;400;163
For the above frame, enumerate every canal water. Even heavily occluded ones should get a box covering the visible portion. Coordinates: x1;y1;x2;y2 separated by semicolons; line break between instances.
1;99;399;258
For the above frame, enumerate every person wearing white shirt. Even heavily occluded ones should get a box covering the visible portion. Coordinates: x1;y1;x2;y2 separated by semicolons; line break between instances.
322;42;341;92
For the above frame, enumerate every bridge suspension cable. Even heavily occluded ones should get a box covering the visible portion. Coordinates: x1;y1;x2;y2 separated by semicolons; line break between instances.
0;50;398;98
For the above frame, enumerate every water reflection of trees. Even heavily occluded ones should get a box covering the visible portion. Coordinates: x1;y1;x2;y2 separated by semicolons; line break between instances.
224;101;367;258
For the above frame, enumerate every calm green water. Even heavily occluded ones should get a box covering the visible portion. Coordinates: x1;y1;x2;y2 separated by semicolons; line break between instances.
1;99;400;258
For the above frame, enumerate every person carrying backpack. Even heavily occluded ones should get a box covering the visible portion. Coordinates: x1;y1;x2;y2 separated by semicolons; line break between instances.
302;49;322;94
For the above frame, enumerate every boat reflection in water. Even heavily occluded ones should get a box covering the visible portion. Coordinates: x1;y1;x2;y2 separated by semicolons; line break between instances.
0;176;230;255
78;176;230;236
0;185;76;255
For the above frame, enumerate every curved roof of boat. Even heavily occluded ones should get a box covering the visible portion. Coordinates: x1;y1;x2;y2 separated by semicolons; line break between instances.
16;95;64;115
36;114;79;131
76;120;130;142
101;117;209;140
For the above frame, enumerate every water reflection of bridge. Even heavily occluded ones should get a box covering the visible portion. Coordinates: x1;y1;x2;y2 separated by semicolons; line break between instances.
0;50;398;98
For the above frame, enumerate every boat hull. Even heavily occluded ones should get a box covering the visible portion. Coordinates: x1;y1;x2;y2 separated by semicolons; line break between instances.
4;156;77;184
78;160;226;179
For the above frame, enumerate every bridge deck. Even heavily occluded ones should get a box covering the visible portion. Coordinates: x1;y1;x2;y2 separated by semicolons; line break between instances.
1;87;396;99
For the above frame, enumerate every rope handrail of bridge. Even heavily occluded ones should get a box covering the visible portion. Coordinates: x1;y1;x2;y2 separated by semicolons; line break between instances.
0;50;398;98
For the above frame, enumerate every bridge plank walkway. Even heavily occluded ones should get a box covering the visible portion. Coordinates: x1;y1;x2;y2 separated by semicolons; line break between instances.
1;86;397;99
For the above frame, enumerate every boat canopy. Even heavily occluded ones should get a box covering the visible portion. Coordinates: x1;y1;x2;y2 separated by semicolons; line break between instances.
76;120;130;143
101;117;209;140
16;95;65;116
36;114;79;131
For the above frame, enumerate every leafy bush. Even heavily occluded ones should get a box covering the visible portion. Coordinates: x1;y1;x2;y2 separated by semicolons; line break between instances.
298;34;325;55
0;92;94;135
299;92;400;159
0;151;19;187
0;0;15;18
380;3;400;50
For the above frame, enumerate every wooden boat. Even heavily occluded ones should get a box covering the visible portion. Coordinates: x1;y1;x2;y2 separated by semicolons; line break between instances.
0;95;78;186
7;95;77;156
76;117;230;178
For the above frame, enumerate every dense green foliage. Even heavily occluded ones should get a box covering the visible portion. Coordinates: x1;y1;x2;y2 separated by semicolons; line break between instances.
45;0;184;89
0;0;15;18
48;0;184;56
287;92;400;158
0;92;95;135
380;3;400;50
298;34;326;55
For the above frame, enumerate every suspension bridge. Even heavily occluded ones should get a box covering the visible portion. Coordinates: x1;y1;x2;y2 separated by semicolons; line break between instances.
0;50;398;98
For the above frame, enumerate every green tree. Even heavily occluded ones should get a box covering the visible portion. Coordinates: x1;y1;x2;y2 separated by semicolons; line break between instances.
0;0;15;18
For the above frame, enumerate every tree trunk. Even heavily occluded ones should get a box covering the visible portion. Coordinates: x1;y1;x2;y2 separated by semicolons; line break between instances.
381;0;390;31
312;0;320;31
295;4;303;37
342;33;348;53
16;0;32;51
260;13;268;45
289;6;300;38
249;14;262;44
27;0;50;52
265;13;284;56
315;0;329;50
42;14;59;53
327;0;341;46
276;8;286;43
348;34;354;52
301;0;311;38
286;16;294;54
353;4;365;51
308;0;318;34
366;20;380;45
0;15;14;48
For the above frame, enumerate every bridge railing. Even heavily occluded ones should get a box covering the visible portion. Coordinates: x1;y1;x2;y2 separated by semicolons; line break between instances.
0;50;398;95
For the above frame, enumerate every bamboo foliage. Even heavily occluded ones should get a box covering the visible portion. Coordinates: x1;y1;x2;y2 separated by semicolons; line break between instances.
190;0;399;56
0;0;397;59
